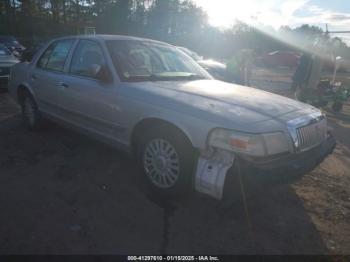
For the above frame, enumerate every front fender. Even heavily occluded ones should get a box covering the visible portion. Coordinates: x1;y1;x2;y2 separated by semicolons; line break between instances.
130;107;217;150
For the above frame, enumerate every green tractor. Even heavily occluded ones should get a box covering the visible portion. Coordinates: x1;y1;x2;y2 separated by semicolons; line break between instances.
295;79;350;112
294;38;350;112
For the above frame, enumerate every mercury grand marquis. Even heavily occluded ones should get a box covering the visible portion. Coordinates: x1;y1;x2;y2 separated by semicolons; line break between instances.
8;35;335;199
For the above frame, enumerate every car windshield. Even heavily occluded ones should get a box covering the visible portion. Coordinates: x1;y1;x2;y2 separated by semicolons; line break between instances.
0;44;11;55
107;40;210;82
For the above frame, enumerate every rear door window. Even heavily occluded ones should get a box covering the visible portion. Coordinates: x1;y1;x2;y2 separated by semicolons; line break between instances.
37;39;75;72
37;42;56;69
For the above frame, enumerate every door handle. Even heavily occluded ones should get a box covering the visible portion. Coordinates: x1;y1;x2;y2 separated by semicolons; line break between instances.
31;74;38;80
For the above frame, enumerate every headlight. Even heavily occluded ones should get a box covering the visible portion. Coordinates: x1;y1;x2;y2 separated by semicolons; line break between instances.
208;128;289;157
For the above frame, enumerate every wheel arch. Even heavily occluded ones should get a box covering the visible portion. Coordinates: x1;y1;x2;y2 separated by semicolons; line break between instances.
16;83;36;105
130;117;196;154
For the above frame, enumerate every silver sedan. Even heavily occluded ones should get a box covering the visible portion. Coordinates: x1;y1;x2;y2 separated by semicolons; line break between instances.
9;35;335;200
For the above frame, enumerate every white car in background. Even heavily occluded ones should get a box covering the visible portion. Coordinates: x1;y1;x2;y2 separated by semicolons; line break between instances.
0;43;19;88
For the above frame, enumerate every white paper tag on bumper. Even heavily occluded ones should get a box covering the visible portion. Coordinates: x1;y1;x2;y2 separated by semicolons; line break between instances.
195;150;235;200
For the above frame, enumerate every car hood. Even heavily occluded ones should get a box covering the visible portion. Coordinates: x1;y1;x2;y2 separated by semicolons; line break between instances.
124;79;316;125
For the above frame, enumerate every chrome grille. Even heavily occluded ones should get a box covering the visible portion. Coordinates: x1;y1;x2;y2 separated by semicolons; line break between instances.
296;119;327;152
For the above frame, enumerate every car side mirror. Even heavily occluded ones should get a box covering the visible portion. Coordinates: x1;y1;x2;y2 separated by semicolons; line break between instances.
89;64;112;83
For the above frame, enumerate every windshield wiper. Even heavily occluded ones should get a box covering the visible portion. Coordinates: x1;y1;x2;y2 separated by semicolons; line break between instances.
124;74;166;82
153;73;206;81
180;74;206;80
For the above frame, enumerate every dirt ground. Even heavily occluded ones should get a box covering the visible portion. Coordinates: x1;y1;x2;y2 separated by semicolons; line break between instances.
0;69;349;255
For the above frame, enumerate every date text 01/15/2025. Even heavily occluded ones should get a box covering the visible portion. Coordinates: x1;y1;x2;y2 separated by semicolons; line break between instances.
127;255;219;261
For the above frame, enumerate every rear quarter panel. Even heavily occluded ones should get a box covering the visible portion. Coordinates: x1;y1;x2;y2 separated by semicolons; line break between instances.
8;62;34;102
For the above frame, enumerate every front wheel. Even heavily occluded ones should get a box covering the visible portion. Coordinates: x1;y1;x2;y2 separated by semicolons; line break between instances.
137;125;196;197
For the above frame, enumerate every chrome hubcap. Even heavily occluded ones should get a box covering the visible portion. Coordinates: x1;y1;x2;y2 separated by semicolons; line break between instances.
143;139;180;188
24;99;35;126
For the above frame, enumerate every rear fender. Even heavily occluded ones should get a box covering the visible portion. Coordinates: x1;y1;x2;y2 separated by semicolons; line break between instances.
15;82;37;105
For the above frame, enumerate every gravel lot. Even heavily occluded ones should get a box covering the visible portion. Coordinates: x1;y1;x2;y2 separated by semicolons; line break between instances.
0;72;349;255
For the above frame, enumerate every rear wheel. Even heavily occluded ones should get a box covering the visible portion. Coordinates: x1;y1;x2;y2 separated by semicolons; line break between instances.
20;91;42;130
137;125;196;197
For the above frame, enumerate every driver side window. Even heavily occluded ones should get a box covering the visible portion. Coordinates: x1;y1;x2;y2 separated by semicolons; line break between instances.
70;40;105;78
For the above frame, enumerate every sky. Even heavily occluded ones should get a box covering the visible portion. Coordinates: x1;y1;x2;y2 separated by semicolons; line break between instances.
194;0;350;43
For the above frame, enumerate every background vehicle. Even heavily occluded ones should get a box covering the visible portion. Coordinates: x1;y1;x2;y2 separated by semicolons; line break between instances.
0;36;26;58
259;50;301;68
196;59;232;82
9;35;335;200
177;46;202;61
21;41;47;62
177;46;233;83
0;44;19;88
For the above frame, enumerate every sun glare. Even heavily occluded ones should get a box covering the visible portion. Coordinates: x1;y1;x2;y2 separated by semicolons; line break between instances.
195;0;333;59
195;0;250;27
195;0;265;28
194;0;300;29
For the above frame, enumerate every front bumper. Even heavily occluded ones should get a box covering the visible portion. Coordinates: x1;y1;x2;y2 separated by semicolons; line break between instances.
239;132;336;175
195;132;335;200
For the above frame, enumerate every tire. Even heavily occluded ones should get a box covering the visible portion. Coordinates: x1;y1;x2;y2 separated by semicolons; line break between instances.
20;91;42;130
220;158;257;208
137;124;196;197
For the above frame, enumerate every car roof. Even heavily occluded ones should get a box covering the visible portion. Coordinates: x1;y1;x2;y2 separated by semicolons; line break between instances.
55;34;171;46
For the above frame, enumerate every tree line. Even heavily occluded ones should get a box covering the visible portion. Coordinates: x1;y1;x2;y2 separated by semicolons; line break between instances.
0;0;349;59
